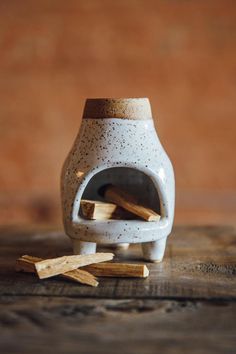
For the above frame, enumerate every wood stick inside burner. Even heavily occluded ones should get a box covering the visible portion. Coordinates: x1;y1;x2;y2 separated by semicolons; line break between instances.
100;184;161;222
15;255;99;287
80;199;134;220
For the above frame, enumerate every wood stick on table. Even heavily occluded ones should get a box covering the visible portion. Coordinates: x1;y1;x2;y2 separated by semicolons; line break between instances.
100;184;161;222
34;253;114;279
83;262;149;278
80;199;134;220
16;255;99;287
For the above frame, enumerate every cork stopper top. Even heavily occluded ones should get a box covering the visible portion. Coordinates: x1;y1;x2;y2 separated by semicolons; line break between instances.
82;98;152;120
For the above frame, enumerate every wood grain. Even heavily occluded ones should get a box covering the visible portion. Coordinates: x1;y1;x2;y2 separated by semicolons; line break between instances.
0;296;235;354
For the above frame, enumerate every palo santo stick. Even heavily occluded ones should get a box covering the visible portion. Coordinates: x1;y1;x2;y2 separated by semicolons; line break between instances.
80;199;117;220
62;269;98;286
100;184;161;222
81;199;117;220
16;255;98;287
16;255;38;273
34;253;114;279
80;199;134;220
83;262;149;278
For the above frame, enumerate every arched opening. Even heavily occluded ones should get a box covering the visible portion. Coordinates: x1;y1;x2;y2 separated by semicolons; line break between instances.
79;167;160;220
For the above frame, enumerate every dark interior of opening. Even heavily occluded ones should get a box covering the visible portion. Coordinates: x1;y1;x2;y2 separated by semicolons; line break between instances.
79;167;161;220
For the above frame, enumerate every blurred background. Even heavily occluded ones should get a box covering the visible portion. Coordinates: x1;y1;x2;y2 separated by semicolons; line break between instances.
0;0;235;226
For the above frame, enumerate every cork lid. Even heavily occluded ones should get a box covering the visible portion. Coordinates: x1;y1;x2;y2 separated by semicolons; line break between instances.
82;98;152;120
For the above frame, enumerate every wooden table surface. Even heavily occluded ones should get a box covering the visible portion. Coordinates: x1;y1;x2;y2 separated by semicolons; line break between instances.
0;225;235;354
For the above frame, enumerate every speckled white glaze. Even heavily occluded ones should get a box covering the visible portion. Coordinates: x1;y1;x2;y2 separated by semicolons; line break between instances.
61;99;175;262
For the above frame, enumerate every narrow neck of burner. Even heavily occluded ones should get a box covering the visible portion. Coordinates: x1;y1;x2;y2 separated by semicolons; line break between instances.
82;98;153;120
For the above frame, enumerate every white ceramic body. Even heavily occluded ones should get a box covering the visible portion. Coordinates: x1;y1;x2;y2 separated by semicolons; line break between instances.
61;117;175;261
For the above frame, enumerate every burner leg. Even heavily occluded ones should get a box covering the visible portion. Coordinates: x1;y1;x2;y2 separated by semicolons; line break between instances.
72;240;97;255
142;237;167;262
113;243;130;250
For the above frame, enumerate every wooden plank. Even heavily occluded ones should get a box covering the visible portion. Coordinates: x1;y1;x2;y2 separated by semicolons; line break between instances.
0;296;235;354
16;255;98;287
100;184;161;221
0;225;235;299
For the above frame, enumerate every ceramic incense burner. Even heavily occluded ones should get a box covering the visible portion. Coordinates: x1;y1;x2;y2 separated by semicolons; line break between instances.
61;98;175;262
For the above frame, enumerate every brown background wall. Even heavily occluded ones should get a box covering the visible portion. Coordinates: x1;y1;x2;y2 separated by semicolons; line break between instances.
0;0;235;225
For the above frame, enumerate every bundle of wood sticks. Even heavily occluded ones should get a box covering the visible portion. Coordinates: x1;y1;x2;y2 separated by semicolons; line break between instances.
16;253;150;287
81;184;160;221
